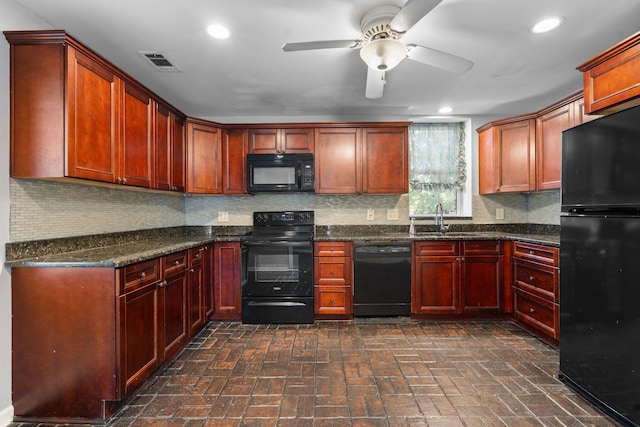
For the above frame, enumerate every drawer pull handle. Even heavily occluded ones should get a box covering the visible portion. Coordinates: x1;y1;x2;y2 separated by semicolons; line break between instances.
140;272;146;278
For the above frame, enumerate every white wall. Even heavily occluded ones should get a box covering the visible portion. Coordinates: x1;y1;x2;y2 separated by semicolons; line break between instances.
0;3;53;425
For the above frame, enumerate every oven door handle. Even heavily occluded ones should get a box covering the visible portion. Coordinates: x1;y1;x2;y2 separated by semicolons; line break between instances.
241;240;313;247
246;301;308;307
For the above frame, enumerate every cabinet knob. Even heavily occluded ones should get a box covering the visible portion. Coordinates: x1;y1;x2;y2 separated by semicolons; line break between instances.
116;177;122;184
530;308;535;314
330;248;335;252
190;268;195;273
529;275;535;281
329;270;335;275
175;260;180;265
140;272;146;278
122;178;127;184
194;253;200;258
329;298;335;305
529;250;534;255
158;280;166;288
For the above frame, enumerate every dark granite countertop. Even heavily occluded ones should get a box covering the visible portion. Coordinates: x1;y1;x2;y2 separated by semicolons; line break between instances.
5;226;249;268
315;231;559;246
315;224;560;247
5;224;559;268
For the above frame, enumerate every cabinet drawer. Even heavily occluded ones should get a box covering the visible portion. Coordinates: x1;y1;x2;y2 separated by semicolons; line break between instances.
123;259;160;291
164;251;187;277
315;241;349;257
463;240;501;255
315;258;348;285
514;260;558;302
189;246;207;266
414;241;458;256
513;242;558;266
314;285;352;315
514;288;558;340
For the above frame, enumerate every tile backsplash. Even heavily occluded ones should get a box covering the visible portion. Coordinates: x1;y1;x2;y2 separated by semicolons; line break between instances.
9;179;560;242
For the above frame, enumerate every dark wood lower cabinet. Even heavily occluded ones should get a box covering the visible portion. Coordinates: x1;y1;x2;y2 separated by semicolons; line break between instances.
412;240;503;318
211;242;242;320
10;242;240;423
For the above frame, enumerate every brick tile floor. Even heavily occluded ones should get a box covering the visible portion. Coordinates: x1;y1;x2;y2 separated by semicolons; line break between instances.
11;320;622;426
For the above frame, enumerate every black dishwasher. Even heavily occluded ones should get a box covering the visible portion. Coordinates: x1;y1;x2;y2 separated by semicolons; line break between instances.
353;242;412;316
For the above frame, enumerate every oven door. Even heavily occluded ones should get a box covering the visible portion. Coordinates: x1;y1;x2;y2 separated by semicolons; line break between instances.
242;240;313;298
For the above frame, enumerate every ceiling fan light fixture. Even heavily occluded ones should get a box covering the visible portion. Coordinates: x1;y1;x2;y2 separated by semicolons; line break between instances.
360;38;407;71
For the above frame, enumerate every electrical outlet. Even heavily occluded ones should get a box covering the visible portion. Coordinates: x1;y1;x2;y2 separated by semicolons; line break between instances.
495;208;505;220
387;209;399;220
218;211;229;222
367;208;375;221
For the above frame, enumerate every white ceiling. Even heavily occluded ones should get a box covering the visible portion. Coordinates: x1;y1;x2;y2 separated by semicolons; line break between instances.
10;0;640;123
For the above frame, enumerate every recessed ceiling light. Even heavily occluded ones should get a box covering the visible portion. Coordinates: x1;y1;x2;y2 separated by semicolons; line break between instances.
530;17;565;34
438;106;453;114
207;24;230;39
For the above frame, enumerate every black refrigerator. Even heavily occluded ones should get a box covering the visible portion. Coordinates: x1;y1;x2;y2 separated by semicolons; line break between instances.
560;104;640;426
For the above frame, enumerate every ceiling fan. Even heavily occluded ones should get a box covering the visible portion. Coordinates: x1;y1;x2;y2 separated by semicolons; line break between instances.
282;0;474;99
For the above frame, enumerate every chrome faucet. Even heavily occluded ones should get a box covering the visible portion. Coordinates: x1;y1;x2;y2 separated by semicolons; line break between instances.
435;203;448;234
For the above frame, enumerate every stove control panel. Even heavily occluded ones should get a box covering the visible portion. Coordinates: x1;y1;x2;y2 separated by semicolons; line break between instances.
253;211;314;226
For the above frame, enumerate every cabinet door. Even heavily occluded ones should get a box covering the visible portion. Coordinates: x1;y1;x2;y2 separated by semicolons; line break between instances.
120;83;153;188
478;127;498;194
171;114;186;192
536;105;571;191
160;270;188;359
362;127;409;193
188;247;207;335
67;47;119;183
119;281;159;396
154;103;172;191
222;128;248;194
282;128;314;153
247;128;279;153
186;121;222;194
315;127;361;194
497;120;535;193
461;255;501;313
412;256;459;314
212;242;242;320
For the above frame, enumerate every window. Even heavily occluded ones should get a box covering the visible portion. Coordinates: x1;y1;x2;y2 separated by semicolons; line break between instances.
409;120;472;218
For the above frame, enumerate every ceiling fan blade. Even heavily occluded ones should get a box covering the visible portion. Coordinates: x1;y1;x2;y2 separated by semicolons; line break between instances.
406;45;474;73
390;0;442;33
282;40;360;52
365;68;385;99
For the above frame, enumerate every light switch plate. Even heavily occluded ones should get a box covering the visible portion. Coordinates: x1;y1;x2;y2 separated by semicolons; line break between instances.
495;208;505;220
218;211;229;222
387;209;399;220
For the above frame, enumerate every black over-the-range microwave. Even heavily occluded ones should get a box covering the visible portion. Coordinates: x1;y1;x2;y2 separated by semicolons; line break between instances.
246;153;315;193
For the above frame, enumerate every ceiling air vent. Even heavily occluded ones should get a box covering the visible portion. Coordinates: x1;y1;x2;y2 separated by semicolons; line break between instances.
139;51;181;72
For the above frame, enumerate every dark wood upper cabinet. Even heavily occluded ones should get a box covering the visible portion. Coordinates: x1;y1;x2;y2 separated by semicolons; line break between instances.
186;119;223;194
315;124;409;195
155;103;186;192
314;127;361;194
362;126;409;194
120;82;153;188
578;31;640;115
247;126;314;154
222;128;249;194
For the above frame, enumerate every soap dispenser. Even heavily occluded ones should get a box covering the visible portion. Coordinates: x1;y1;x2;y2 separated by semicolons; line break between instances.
409;217;416;235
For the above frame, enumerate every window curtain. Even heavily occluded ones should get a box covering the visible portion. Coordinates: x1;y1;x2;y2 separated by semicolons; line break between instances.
409;122;466;191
